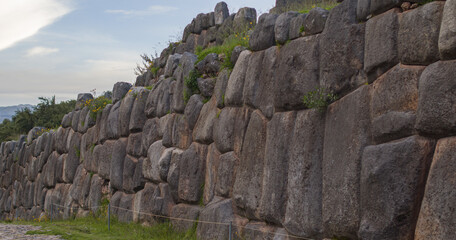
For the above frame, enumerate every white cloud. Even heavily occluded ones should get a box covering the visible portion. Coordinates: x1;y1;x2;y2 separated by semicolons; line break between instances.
106;5;177;16
26;46;59;57
0;0;73;51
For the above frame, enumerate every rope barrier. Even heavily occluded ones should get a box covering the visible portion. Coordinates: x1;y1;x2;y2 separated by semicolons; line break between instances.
49;203;314;240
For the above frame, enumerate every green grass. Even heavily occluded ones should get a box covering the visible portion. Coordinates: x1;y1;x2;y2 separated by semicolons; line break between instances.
4;216;197;240
195;31;250;70
297;1;340;14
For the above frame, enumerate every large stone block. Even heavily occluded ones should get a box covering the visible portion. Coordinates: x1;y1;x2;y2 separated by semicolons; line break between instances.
129;88;149;132
109;138;127;189
184;95;204;130
289;14;307;40
164;54;182;78
259;111;296;225
171;204;201;232
178;143;208;203
214;2;229;26
320;0;365;94
364;9;399;83
415;137;456;240
371;64;424;143
244;46;277;118
133;183;156;222
127;132;145;157
122;155;143;193
439;0;456;60
215;151;237;198
118;193;134;222
197;198;235;240
275;11;298;44
275;36;319;110
112;82;132;104
172;53;198;113
88;174;103;212
203;144;221;205
416;60;456;137
224;50;251;106
171;114;193;149
303;7;329;36
64;132;81;183
97;104;112;143
119;90;136;136
398;2;444;65
168;149;183;202
214;69;230;108
283;109;325;238
249;13;278;51
322;85;371;238
145;78;173;118
233;7;256;32
213;107;252;154
233;110;268;219
193;97;217;144
359;136;435;240
161;113;176;148
141;118;160;155
95;140;115;179
143;140;167;183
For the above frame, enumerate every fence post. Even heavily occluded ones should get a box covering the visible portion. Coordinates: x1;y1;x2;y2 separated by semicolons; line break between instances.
108;202;111;231
229;221;232;240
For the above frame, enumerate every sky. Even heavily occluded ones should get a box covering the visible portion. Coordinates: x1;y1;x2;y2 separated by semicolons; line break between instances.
0;0;276;107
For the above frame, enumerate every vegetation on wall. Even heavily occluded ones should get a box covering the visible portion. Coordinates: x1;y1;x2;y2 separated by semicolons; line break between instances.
0;96;75;142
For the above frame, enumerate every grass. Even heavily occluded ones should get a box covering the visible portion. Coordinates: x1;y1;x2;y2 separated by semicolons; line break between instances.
195;29;251;70
303;87;338;112
273;0;339;14
4;216;197;240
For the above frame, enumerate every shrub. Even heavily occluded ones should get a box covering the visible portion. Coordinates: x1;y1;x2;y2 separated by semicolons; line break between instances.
303;88;338;112
183;69;202;103
85;96;112;120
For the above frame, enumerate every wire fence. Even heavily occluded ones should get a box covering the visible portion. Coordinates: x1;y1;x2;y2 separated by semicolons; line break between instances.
46;202;315;240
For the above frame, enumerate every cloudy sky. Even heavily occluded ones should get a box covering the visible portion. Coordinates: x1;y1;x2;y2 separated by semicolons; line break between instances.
0;0;275;107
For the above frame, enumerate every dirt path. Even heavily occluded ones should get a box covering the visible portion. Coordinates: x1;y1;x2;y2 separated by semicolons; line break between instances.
0;224;61;240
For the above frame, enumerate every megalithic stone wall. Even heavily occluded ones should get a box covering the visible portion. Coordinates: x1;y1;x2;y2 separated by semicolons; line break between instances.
1;0;456;239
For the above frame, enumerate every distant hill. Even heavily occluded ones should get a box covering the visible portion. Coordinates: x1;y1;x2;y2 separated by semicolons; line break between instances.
0;104;34;122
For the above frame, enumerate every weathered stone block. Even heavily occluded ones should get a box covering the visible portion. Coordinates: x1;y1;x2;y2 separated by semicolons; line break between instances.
178;143;208;203
123;155;143;193
439;0;456;60
224;50;251;106
284;109;325;238
233;110;268;219
127;132;145;157
168;149;183;202
203;144;220;205
141;118;160;154
197;198;235;240
322;85;371;238
370;64;424;143
398;2;444;65
275;11;298;44
95;140;115;179
184;95;204;130
415;137;456;240
112;82;132;104
289;14;307;40
171;204;202;232
259;111;296;224
244;46;277;118
193;97;217;144
249;13;278;51
320;0;365;94
143;140;166;182
129;89;149;132
359;136;435;240
416;60;456;137
145;78;173;118
171;114;193;149
303;7;329;36
364;9;399;83
109;138;127;189
213;108;251;154
215;151;237;198
275;36;320;110
214;69;230;108
119;90;136;136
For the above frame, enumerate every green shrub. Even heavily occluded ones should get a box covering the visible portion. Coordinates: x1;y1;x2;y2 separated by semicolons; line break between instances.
195;29;251;70
85;96;112;120
302;88;338;112
183;69;202;103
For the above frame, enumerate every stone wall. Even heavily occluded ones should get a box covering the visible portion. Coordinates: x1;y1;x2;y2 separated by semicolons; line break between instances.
1;0;456;239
